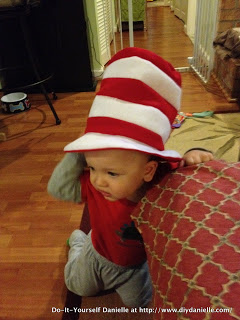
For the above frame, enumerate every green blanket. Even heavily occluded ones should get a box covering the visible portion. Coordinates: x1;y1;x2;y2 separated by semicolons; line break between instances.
166;113;240;162
120;0;145;22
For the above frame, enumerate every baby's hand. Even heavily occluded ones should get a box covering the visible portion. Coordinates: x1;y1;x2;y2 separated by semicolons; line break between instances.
181;149;214;166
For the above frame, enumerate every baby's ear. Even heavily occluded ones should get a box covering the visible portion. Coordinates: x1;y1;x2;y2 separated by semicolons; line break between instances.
143;161;158;182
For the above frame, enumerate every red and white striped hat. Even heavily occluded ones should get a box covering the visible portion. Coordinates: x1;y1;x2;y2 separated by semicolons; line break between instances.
64;47;182;161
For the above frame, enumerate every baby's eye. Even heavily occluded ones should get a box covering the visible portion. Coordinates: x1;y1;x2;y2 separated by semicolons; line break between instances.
108;171;118;177
88;166;95;171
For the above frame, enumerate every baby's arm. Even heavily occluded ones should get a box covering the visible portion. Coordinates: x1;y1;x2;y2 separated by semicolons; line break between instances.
182;148;214;166
47;153;86;203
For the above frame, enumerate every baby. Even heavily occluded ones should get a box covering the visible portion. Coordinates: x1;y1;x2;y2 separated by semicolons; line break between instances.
48;47;213;307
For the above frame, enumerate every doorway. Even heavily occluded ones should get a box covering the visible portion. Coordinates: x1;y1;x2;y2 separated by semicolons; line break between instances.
111;4;194;69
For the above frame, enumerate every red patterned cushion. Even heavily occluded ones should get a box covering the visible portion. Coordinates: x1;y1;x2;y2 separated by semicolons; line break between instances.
132;160;240;320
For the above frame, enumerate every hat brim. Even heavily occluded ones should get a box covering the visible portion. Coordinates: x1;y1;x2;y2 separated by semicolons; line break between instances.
64;133;182;162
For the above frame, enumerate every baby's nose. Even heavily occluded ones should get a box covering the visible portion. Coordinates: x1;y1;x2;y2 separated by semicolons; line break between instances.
93;174;107;187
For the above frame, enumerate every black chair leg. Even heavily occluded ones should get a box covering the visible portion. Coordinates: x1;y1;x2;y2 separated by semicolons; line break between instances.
20;15;61;125
39;82;61;125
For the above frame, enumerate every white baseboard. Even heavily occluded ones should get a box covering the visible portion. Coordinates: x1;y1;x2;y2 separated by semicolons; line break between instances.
92;67;105;79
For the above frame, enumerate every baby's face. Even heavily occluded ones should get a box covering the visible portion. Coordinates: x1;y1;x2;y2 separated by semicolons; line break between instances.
84;149;156;202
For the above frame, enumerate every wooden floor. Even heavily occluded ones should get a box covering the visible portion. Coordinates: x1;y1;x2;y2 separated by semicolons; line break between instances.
0;6;239;320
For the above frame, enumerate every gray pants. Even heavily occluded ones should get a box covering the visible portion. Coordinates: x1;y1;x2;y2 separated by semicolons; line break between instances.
64;232;152;307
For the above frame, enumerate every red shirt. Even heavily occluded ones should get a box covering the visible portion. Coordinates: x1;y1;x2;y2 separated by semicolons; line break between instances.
80;171;146;266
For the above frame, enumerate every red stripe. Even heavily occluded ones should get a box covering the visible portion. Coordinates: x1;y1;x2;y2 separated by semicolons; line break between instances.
85;117;165;151
97;78;177;124
107;47;182;87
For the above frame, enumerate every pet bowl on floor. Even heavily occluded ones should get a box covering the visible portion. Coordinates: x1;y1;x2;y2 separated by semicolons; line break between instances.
1;92;31;113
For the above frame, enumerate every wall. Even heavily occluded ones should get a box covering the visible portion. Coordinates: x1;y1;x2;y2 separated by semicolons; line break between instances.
186;0;197;43
173;0;188;24
170;0;196;44
217;0;240;33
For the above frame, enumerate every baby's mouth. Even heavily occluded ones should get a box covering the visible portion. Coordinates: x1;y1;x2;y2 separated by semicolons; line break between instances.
98;190;112;198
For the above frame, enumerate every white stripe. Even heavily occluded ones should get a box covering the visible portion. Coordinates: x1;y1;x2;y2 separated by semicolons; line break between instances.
64;132;182;160
89;95;171;143
103;56;181;110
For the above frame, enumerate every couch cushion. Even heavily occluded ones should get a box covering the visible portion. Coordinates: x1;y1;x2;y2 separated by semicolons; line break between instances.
132;160;240;320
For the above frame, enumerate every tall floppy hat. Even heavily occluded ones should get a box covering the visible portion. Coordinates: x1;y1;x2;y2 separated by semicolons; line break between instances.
64;47;182;161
